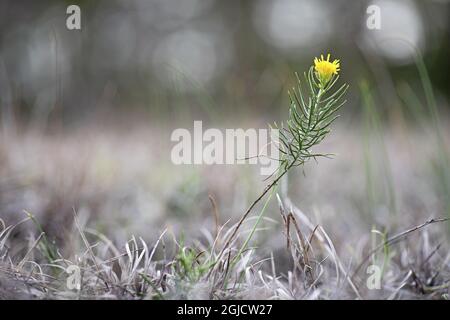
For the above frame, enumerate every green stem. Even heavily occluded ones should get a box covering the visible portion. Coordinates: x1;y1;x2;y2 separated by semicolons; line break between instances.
222;183;279;288
308;88;323;130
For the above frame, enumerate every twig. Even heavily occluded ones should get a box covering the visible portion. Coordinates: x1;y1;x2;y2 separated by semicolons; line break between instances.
351;217;450;282
217;168;289;261
208;194;220;239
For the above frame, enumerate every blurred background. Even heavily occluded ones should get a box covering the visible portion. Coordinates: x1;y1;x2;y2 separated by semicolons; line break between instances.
0;0;449;252
1;0;449;123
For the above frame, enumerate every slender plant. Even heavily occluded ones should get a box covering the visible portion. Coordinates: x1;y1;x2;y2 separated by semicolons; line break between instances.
219;54;349;257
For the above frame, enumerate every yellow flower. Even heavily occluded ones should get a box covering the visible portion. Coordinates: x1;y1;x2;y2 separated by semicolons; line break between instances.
314;54;340;86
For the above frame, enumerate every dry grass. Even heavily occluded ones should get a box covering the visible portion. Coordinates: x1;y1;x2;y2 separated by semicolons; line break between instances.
0;121;449;300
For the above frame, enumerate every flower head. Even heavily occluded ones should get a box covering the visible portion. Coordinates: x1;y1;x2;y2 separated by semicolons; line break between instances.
314;54;340;87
